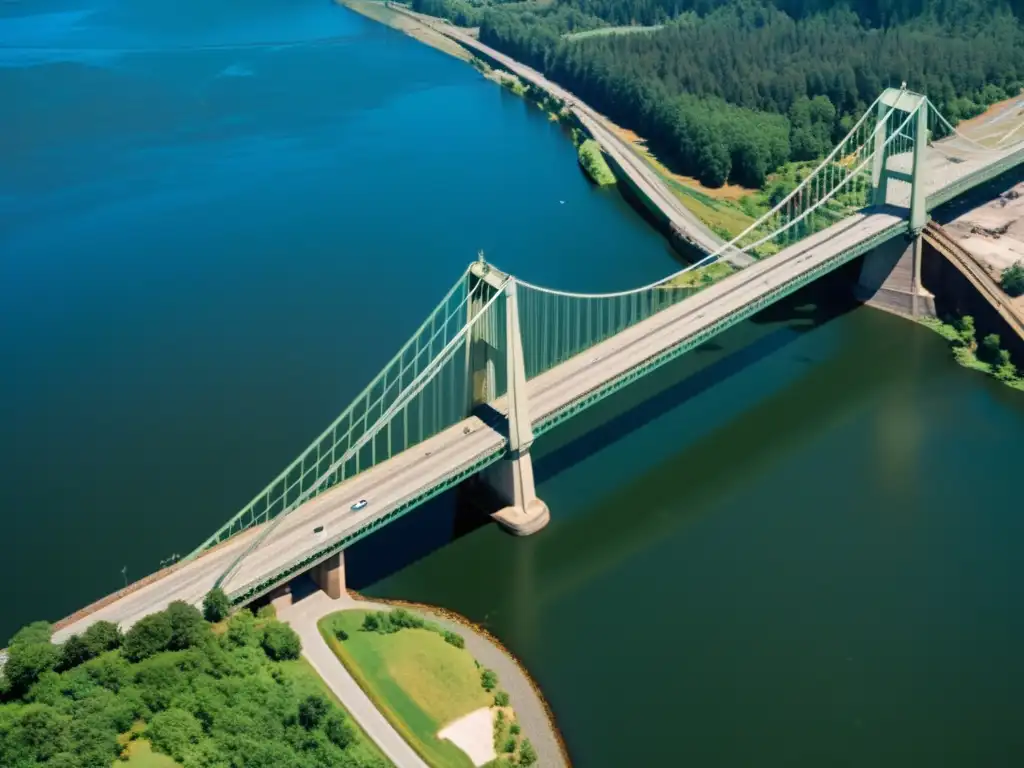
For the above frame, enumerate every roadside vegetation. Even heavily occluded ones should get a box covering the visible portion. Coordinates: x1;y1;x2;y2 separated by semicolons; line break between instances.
1001;261;1024;297
0;591;388;768
320;608;534;767
577;139;616;185
415;0;1024;189
401;0;1024;242
920;314;1024;391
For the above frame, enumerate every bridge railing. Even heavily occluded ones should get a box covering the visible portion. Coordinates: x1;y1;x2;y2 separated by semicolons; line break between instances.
190;267;495;556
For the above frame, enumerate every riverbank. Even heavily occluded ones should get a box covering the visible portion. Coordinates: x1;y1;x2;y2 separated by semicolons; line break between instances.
336;0;471;60
338;0;742;262
918;316;1024;391
345;592;571;768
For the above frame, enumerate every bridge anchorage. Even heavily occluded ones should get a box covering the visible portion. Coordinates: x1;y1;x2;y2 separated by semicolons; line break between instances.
117;84;1020;622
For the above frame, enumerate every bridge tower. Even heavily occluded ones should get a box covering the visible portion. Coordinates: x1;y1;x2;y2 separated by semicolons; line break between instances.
858;86;936;318
469;262;550;535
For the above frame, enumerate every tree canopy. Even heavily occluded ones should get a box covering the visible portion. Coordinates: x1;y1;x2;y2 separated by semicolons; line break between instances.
0;607;387;768
416;0;1024;185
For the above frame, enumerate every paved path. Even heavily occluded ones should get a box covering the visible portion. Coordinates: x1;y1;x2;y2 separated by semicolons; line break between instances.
280;591;568;768
278;592;429;768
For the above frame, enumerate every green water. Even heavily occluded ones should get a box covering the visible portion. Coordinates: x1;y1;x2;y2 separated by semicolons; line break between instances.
360;271;1024;765
4;0;1024;763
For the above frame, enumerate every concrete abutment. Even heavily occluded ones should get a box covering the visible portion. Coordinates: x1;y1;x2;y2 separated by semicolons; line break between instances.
310;551;347;599
856;232;937;318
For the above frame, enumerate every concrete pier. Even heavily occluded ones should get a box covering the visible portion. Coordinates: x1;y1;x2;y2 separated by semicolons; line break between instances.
856;232;936;318
310;551;346;599
485;450;550;535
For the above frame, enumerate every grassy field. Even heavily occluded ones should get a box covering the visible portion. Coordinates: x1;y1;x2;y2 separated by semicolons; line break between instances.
578;139;616;185
117;739;180;768
563;24;663;40
320;610;493;768
666;260;735;288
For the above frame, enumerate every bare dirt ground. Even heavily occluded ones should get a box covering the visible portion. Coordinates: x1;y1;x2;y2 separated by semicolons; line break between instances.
945;181;1024;312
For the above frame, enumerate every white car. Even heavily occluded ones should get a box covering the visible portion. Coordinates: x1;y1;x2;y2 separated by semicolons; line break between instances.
350;499;368;512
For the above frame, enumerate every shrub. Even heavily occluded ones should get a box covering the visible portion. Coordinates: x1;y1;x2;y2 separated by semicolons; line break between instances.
298;694;330;730
261;621;301;661
81;621;121;656
503;736;517;753
361;613;381;632
388;608;424;630
256;604;276;620
510;723;521;735
122;613;173;662
202;588;232;623
955;315;976;348
480;668;498;691
1001;261;1024;297
8;621;53;647
166;601;207;651
442;631;465;649
56;634;93;672
980;333;1002;363
226;610;260;648
324;711;355;749
494;690;510;707
519;738;538;766
4;640;58;696
149;708;203;763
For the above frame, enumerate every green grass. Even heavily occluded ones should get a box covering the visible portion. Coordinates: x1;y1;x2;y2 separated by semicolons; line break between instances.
578;139;616;186
666;260;735;288
116;739;180;768
319;610;493;768
563;24;663;40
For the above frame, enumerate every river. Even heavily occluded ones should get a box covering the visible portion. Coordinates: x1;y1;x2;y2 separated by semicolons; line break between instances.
3;0;1024;764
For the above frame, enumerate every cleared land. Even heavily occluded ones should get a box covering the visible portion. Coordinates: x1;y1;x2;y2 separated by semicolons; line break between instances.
117;739;181;768
320;610;493;768
563;24;663;40
945;181;1024;314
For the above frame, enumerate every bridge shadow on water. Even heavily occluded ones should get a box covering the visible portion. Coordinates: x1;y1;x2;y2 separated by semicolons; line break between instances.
346;259;864;590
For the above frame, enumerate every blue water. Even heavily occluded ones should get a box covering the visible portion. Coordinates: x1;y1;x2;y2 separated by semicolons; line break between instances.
0;0;674;636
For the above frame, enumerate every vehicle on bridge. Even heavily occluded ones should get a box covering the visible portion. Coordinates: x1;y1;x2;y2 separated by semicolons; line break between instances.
350;499;368;512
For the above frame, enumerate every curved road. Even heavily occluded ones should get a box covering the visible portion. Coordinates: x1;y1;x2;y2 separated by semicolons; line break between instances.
389;7;755;266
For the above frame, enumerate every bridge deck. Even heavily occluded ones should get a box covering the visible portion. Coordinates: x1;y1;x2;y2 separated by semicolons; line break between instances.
51;127;1024;643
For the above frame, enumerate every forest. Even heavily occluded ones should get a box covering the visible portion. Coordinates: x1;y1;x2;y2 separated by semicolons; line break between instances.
0;598;388;768
412;0;1024;186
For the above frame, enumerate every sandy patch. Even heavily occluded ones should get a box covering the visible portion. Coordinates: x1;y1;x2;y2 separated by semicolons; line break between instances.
605;124;754;200
437;707;498;766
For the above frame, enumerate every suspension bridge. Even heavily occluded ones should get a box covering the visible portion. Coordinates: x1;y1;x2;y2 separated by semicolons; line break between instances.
53;87;1024;642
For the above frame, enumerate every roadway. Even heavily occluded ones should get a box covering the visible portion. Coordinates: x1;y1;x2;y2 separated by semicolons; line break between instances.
51;90;1024;644
54;205;904;642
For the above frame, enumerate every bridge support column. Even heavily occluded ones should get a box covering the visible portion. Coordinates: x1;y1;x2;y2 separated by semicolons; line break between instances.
268;582;292;614
485;278;550;536
856;231;936;318
310;551;346;599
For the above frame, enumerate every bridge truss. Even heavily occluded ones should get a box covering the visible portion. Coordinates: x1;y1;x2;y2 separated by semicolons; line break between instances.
188;88;1023;571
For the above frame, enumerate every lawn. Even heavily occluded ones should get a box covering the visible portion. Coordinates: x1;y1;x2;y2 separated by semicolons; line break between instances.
116;737;180;768
320;610;493;768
